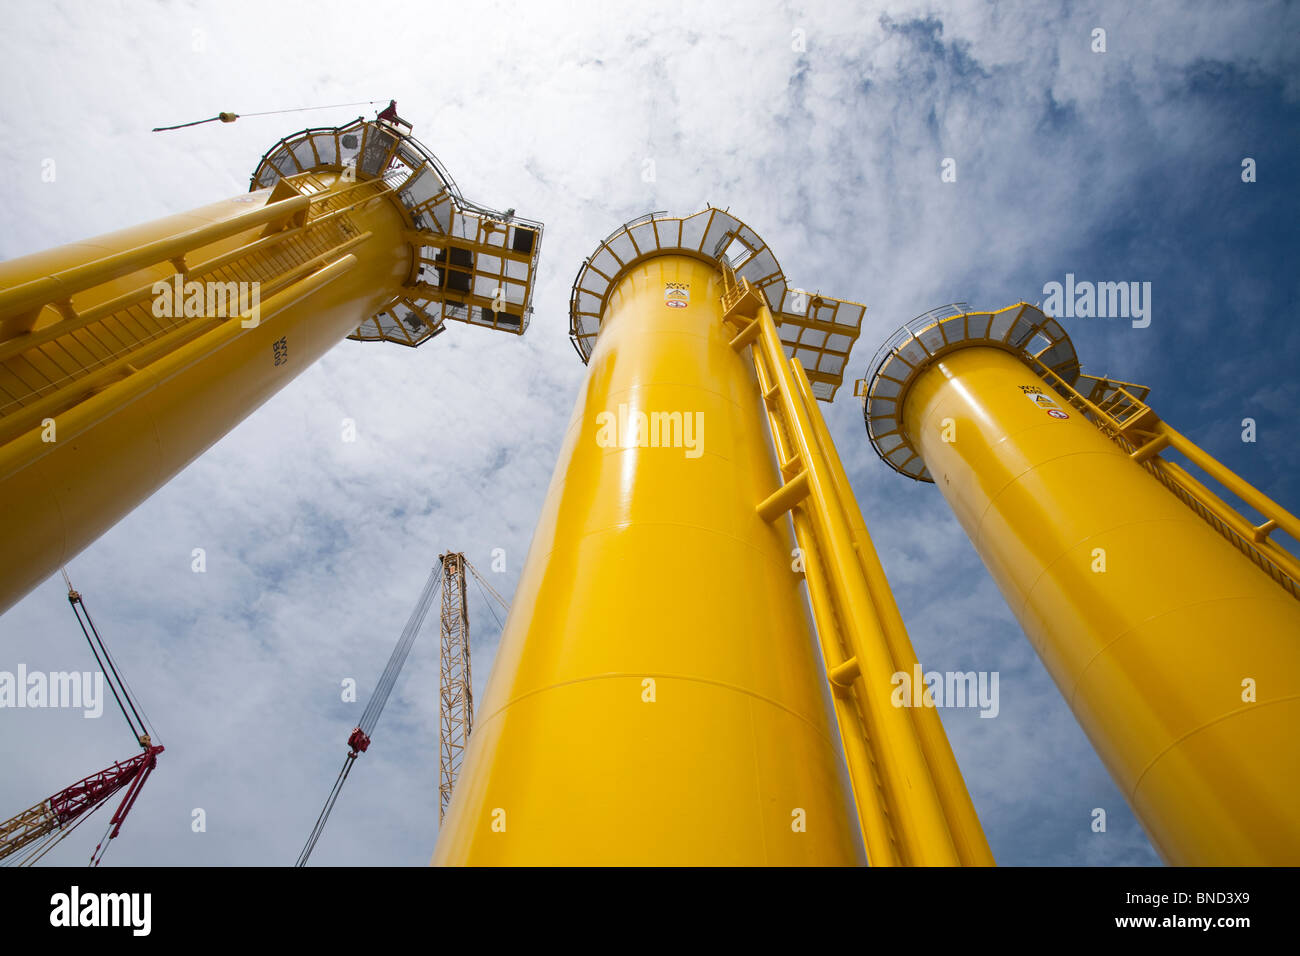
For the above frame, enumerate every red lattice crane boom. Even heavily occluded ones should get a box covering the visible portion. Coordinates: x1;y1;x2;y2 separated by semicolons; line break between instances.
0;571;162;866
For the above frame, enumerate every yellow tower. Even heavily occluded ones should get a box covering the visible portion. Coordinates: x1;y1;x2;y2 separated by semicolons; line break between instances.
0;118;542;615
433;211;993;865
861;302;1300;864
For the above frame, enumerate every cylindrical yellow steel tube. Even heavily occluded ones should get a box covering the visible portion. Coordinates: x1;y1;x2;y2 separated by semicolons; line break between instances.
0;176;409;613
433;255;864;864
901;345;1300;864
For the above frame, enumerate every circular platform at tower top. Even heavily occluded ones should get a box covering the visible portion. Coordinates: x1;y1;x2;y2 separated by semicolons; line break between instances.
863;302;1080;482
568;208;866;400
249;117;544;346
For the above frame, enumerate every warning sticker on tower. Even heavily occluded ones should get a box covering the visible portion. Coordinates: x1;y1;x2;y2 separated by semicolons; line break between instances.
1019;384;1070;419
664;282;689;308
1019;385;1060;409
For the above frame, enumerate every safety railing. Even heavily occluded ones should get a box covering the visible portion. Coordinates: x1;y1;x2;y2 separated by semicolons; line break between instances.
1032;358;1300;600
721;264;994;867
863;302;970;394
0;192;311;340
0;180;383;444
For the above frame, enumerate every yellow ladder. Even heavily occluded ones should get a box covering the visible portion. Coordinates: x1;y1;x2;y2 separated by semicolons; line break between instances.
721;265;994;866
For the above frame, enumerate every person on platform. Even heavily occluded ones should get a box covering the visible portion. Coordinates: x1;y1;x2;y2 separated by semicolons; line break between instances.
376;99;411;131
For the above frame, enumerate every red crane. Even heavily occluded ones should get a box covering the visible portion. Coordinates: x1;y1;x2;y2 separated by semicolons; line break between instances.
0;571;162;866
0;746;163;865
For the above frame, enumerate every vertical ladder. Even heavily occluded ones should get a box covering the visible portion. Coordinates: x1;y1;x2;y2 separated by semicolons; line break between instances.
721;265;994;866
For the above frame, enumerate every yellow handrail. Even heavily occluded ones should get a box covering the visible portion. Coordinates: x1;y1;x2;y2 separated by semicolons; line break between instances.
1032;357;1300;599
789;357;995;866
0;194;312;326
725;269;991;866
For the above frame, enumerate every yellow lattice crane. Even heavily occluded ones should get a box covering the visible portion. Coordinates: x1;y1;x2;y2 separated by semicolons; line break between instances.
438;553;508;821
297;550;503;863
438;553;473;823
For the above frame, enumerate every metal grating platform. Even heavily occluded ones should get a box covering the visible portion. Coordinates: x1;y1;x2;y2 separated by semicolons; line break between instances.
251;118;544;345
862;302;1080;481
568;208;866;401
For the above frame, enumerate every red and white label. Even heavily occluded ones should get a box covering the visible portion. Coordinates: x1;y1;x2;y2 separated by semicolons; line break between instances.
665;283;689;308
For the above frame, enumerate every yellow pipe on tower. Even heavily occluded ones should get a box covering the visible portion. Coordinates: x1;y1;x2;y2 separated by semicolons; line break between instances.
433;253;865;864
792;361;993;867
864;305;1300;864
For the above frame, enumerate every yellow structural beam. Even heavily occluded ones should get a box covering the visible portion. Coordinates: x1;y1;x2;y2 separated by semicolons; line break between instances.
745;296;961;865
863;304;1300;864
789;360;993;867
433;253;865;864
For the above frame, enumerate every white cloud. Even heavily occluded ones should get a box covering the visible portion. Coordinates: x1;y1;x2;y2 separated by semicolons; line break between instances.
4;0;1293;865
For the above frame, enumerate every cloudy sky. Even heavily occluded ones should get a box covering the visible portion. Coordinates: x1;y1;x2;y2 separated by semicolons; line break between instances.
1;0;1296;866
